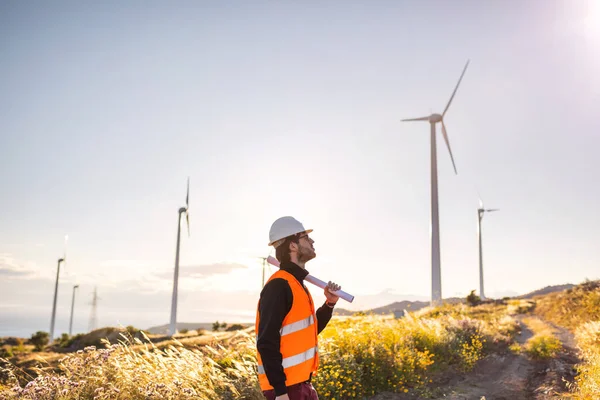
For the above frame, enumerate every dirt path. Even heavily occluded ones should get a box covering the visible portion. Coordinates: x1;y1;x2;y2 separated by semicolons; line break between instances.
370;316;581;400
525;319;580;399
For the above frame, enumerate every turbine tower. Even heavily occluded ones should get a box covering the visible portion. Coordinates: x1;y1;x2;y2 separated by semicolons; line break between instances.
88;287;99;332
402;60;469;306
259;256;268;288
477;196;498;300
169;178;190;336
49;235;68;342
69;284;79;336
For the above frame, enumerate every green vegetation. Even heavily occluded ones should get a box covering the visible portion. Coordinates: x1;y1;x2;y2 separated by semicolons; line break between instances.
525;334;562;360
466;290;481;306
0;302;522;399
573;321;600;399
3;288;597;399
29;331;49;352
532;280;600;399
225;324;245;332
534;280;600;330
212;321;228;332
0;345;14;358
521;317;562;360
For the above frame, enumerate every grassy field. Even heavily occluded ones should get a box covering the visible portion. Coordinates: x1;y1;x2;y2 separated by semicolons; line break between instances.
1;284;598;400
0;300;525;400
534;280;600;399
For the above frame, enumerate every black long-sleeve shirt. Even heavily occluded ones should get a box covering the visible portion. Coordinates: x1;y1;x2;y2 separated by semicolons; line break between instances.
256;261;334;396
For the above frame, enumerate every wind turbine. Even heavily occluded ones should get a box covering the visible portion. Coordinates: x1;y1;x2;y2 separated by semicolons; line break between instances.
257;255;275;288
477;195;498;301
169;177;190;336
69;284;79;336
49;235;68;342
259;257;268;288
88;287;99;332
402;60;469;306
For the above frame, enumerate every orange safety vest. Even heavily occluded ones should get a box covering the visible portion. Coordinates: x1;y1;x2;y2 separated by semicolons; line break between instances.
255;269;319;391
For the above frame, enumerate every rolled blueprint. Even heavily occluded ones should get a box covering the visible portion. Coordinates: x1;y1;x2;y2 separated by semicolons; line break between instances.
266;256;355;303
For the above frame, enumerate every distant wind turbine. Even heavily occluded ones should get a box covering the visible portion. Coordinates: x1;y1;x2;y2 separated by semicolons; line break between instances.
477;195;499;301
402;60;470;306
88;287;99;332
259;256;268;288
169;178;190;336
257;255;275;289
69;284;79;336
49;235;68;342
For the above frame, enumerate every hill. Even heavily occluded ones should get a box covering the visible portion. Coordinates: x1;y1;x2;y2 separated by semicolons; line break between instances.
517;283;575;299
145;322;250;335
335;297;465;317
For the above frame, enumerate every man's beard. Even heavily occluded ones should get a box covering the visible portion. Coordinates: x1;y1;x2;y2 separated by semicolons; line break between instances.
298;245;315;263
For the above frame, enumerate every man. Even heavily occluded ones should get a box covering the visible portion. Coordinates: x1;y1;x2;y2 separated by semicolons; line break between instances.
256;216;341;400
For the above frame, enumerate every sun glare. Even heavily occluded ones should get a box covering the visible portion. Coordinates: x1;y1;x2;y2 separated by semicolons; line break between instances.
584;0;600;36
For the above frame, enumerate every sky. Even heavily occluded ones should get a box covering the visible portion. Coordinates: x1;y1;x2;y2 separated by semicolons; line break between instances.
1;0;599;338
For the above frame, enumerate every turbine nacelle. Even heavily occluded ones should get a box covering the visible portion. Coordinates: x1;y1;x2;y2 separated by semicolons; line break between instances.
429;113;443;123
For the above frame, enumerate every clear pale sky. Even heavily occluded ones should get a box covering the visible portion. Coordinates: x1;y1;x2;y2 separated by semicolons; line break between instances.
1;1;599;337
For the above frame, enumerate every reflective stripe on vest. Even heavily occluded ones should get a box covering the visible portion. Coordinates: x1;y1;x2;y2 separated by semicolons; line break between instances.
254;314;315;342
257;346;318;375
280;315;314;337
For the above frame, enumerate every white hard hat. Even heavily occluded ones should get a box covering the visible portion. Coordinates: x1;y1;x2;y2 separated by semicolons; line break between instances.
268;216;313;247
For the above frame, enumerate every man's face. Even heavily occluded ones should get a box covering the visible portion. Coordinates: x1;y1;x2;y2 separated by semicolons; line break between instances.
296;233;316;263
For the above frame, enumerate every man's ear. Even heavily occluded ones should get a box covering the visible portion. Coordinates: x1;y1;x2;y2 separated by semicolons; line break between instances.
289;241;298;253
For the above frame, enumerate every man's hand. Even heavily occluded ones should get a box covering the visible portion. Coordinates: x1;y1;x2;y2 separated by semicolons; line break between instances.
324;281;341;304
275;394;290;400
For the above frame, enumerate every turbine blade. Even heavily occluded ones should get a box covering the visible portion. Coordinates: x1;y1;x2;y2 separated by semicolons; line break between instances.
63;234;68;269
186;212;190;237
476;187;484;208
486;208;500;213
401;116;430;122
186;177;190;209
441;121;458;174
443;60;470;117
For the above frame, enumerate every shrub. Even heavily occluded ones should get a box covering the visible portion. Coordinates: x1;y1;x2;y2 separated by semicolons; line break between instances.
226;324;245;332
13;339;25;355
466;290;481;306
58;333;70;348
179;329;189;334
30;331;49;352
125;325;139;336
0;345;14;358
525;334;562;360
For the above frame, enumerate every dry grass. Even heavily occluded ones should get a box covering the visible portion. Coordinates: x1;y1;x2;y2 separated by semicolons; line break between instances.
521;317;562;360
534;280;600;330
0;303;522;400
0;331;263;400
533;280;600;397
571;321;600;398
